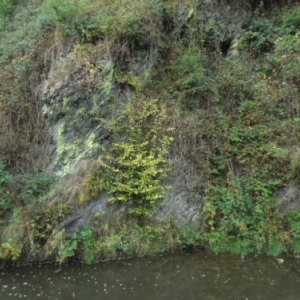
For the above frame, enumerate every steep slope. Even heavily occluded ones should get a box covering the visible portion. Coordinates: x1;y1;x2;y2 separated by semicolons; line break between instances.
1;0;300;264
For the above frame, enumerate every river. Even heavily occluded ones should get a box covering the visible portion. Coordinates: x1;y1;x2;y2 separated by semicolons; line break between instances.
1;251;300;299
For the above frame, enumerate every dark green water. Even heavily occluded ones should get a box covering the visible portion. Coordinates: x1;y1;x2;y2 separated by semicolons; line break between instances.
1;252;300;299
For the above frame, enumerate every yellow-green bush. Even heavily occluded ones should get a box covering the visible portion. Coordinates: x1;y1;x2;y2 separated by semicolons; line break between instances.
82;97;174;217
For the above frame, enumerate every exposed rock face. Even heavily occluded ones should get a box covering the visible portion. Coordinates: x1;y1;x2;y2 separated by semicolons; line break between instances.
275;187;300;211
59;159;203;235
41;54;205;232
40;59;116;177
58;193;122;235
38;0;251;233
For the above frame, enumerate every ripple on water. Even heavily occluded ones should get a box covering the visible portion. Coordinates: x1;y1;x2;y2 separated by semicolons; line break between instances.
1;253;300;300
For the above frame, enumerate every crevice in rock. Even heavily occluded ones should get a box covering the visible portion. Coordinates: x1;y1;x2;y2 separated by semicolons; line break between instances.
220;38;232;57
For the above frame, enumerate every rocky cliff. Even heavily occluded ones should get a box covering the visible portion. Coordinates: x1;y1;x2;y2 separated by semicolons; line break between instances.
1;0;300;264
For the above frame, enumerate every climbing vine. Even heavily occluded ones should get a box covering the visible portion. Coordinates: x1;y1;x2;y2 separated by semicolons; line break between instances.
83;97;173;217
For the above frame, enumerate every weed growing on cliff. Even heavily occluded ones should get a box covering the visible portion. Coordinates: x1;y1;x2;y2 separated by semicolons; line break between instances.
0;0;23;29
180;19;300;255
240;18;276;56
46;0;172;50
0;161;58;261
0;0;53;170
3;0;300;265
203;176;283;255
0;159;13;223
171;47;216;110
100;97;173;217
47;215;203;264
0;160;56;224
52;227;96;264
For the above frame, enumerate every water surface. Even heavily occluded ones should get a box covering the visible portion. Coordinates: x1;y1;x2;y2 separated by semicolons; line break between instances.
1;252;300;299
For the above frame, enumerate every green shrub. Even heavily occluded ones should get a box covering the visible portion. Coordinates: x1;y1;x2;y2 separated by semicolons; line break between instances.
273;32;300;85
240;18;276;55
14;173;56;206
203;176;282;255
46;0;172;48
172;48;216;110
0;164;57;261
81;97;173;217
0;0;20;29
0;159;13;219
215;58;254;113
281;6;300;35
100;97;173;217
281;210;300;254
59;227;95;264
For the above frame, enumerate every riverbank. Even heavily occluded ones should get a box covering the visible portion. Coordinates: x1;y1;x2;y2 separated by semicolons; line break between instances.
1;0;300;264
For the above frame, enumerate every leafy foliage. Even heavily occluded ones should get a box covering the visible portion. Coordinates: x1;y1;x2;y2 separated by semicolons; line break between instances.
3;0;300;264
203;176;281;255
0;0;52;170
284;210;300;254
0;159;13;220
0;0;23;29
281;6;300;35
0;159;58;261
46;0;172;49
55;227;95;264
171;48;216;110
240;18;276;55
47;217;202;264
83;97;173;217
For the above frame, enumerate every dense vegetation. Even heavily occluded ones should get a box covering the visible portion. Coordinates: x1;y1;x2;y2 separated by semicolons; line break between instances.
1;0;300;264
